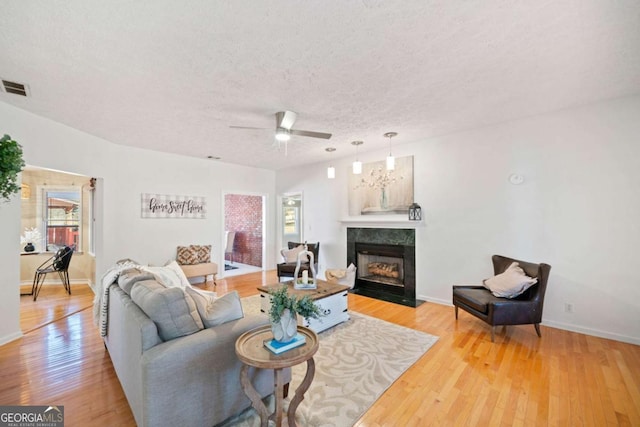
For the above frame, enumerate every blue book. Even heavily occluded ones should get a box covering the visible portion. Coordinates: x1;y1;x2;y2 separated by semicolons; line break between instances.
264;333;306;354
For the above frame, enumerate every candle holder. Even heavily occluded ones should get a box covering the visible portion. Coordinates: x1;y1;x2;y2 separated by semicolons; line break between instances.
293;245;317;290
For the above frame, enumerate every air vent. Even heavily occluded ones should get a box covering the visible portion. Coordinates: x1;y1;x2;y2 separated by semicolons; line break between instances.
1;79;29;96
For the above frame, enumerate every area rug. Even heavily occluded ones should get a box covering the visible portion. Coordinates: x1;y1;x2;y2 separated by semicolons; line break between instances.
220;295;439;427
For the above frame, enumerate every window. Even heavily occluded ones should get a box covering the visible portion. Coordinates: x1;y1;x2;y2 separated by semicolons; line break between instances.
42;189;81;251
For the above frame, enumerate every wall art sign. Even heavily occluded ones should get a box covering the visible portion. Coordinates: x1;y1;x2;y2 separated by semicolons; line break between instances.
141;193;206;219
348;155;414;216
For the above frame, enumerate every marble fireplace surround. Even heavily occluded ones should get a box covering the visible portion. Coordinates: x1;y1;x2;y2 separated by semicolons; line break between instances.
346;227;421;307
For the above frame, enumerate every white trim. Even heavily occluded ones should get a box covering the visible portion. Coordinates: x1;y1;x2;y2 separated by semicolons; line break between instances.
20;278;89;286
0;331;23;346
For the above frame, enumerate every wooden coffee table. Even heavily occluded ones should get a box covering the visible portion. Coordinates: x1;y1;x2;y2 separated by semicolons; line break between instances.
235;325;319;427
257;279;350;333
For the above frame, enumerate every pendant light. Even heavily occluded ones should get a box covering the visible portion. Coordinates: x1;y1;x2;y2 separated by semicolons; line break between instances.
384;132;397;170
326;147;336;179
351;141;364;174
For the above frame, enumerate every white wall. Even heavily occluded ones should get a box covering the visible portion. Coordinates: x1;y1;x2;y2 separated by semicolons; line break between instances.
0;193;22;345
277;95;640;345
0;101;276;344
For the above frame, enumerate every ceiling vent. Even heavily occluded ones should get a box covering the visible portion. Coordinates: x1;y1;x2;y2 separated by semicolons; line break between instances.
1;79;29;96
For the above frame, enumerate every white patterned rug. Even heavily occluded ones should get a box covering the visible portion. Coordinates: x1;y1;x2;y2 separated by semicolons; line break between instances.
220;295;438;427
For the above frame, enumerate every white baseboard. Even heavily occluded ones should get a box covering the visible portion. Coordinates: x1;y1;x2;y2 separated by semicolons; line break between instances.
541;319;640;346
419;294;640;345
0;330;23;346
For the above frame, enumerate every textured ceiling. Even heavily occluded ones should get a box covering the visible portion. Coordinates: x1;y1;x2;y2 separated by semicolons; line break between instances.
1;1;639;170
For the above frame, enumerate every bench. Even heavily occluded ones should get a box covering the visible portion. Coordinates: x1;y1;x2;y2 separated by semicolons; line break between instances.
179;262;218;285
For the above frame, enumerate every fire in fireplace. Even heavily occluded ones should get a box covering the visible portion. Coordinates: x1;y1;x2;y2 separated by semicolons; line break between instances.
357;243;405;294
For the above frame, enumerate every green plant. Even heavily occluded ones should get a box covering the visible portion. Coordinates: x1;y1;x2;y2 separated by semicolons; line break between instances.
268;285;323;323
0;134;25;203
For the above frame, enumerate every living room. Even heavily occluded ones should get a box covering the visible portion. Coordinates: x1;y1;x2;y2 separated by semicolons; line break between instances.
1;1;639;426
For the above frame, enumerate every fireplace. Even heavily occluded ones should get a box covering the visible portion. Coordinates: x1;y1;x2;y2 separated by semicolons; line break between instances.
347;228;421;307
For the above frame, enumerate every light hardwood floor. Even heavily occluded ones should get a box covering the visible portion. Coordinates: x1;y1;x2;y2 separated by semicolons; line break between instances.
2;272;639;426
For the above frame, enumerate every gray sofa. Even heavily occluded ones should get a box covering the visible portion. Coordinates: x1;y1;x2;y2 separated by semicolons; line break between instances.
104;277;287;427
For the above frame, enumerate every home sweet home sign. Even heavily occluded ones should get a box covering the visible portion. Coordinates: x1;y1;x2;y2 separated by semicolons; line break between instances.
141;193;206;219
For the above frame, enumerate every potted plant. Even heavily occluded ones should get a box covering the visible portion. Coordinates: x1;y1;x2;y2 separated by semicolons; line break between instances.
268;285;323;342
0;134;25;203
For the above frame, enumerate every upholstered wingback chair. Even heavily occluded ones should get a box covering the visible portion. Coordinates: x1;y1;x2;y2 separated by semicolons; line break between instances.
276;242;320;282
452;254;552;342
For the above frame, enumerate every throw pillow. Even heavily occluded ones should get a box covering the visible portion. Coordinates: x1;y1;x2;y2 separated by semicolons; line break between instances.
177;245;200;265
118;268;155;295
163;260;192;288
131;281;204;341
184;287;244;328
142;265;188;288
198;245;211;263
281;245;305;263
483;262;538;298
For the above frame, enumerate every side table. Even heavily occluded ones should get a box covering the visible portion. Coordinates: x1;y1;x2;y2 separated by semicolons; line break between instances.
235;325;319;427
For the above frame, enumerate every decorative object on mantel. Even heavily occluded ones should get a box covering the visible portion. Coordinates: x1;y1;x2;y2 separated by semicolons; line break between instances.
384;132;397;171
349;155;414;216
325;147;336;179
268;285;322;343
351;140;364;175
21;227;41;252
0;134;25;203
408;203;422;221
141;193;206;219
293;244;317;290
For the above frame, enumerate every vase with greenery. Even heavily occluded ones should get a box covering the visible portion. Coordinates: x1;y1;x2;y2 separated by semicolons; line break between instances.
0;134;25;203
268;285;323;342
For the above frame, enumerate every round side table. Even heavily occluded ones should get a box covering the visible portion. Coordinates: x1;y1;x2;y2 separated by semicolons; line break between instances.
235;325;319;427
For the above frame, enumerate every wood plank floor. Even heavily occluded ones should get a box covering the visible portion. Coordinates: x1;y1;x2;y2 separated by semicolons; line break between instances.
1;271;639;426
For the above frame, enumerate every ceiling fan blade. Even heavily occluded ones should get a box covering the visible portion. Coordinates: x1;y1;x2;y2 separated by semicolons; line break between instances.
276;111;297;130
229;125;269;130
290;129;332;139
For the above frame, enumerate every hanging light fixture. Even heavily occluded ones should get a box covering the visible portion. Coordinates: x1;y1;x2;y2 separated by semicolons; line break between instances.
384;132;397;170
325;147;336;179
351;141;364;174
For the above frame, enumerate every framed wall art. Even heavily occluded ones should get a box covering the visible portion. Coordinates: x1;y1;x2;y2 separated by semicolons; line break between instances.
348;155;414;216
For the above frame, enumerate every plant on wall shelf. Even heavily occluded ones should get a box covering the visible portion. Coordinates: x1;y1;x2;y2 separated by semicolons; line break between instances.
0;134;25;203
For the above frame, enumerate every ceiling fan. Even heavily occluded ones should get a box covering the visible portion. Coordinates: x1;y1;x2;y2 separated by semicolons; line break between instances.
230;111;332;142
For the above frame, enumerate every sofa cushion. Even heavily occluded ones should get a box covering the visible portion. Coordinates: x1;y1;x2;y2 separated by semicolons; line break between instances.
177;245;200;265
118;268;155;295
131;280;204;341
184;287;244;328
483;262;537;298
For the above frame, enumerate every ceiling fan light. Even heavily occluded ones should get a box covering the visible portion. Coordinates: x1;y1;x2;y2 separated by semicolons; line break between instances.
386;155;395;170
353;161;362;175
275;128;290;141
327;166;336;179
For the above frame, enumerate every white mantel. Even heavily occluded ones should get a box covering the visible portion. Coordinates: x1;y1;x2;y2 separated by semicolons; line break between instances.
340;216;424;228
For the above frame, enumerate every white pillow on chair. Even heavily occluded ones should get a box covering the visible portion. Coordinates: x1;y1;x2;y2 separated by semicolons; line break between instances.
483;262;537;298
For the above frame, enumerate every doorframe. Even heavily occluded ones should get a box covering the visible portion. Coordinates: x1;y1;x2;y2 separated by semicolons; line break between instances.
221;191;267;276
277;191;303;251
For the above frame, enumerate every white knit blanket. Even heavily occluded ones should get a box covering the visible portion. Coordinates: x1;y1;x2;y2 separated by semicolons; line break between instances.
92;260;142;337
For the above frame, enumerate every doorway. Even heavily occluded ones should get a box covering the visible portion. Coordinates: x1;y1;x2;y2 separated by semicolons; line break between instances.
222;193;266;277
19;166;100;332
279;192;303;250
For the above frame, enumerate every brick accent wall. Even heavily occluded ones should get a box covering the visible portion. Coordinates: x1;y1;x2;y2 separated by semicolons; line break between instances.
224;194;263;267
